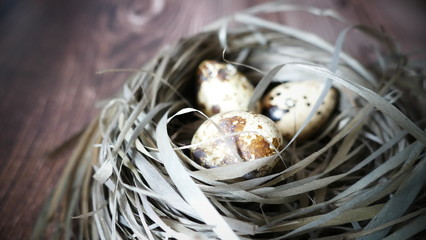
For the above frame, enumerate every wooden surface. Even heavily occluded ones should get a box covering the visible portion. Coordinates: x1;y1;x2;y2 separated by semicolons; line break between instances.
0;0;425;239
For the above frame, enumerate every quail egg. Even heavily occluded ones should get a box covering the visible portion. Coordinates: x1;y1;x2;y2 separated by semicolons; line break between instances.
196;60;256;116
262;81;338;141
191;111;284;178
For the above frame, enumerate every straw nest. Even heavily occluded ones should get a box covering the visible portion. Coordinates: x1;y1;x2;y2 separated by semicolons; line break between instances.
35;3;426;240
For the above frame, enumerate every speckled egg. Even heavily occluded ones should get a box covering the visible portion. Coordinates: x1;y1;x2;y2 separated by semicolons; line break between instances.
196;60;256;116
262;81;338;141
191;111;284;178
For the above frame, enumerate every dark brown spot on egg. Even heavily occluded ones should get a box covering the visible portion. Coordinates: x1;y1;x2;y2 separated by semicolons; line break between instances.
192;148;207;163
212;105;221;114
306;102;311;107
219;116;247;133
218;68;229;81
258;125;263;129
237;135;276;160
272;137;282;150
317;111;322;115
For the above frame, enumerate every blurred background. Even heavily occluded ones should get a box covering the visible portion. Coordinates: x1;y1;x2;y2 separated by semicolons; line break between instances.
0;0;425;238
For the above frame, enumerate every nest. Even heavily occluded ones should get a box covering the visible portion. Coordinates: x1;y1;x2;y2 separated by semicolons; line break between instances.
34;3;426;240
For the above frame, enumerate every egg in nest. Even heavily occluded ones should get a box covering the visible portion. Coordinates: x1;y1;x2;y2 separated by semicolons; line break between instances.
196;60;256;116
190;111;284;178
262;81;339;141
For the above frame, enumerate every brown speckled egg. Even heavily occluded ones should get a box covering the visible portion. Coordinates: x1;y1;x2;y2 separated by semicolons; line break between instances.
262;81;338;141
191;111;284;178
196;60;256;116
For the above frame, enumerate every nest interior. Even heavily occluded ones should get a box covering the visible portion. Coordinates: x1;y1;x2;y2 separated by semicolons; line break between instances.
35;6;426;240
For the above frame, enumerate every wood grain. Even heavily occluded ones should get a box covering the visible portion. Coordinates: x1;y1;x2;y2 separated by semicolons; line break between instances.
0;0;425;239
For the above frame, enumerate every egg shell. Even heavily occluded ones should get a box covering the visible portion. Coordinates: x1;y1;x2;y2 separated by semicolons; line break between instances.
262;81;338;141
191;111;284;178
196;60;256;116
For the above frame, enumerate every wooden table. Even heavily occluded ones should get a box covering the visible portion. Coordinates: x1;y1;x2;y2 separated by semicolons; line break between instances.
1;0;425;238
